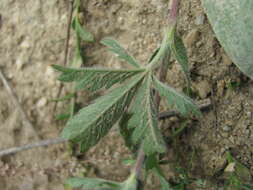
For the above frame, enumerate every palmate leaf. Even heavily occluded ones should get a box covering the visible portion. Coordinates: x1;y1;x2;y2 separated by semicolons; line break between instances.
153;77;200;117
61;74;144;152
128;74;167;155
52;64;145;91
101;38;141;68
169;27;190;85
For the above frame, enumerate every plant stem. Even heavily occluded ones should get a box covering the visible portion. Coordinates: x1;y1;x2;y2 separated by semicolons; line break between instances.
132;0;181;183
168;0;180;25
53;0;74;113
133;52;171;181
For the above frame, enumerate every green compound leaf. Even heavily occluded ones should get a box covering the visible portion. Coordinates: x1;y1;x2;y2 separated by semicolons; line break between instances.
72;16;94;42
128;74;167;155
202;0;253;80
153;77;201;117
101;38;141;68
66;177;121;190
52;64;145;92
61;74;144;152
169;27;190;86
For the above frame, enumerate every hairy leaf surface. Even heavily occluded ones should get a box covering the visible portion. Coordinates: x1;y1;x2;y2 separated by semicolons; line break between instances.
202;0;253;80
119;113;137;152
66;177;120;190
72;16;94;42
153;77;200;117
101;38;141;68
61;74;144;152
128;74;167;155
120;173;138;190
52;64;145;91
169;27;190;85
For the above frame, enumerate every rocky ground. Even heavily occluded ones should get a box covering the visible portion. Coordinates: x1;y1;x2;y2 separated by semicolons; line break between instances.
0;0;252;189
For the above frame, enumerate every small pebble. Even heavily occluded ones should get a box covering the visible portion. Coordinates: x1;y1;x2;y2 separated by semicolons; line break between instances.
222;125;231;132
184;29;199;47
194;80;211;99
195;13;205;25
246;111;252;119
222;53;232;66
36;97;47;108
142;19;147;25
225;163;235;172
117;17;124;24
20;40;30;49
15;58;25;70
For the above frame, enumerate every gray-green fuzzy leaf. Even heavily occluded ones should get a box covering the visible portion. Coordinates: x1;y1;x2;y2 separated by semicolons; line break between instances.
66;177;120;190
73;16;94;42
52;64;145;91
153;77;200;117
202;0;253;80
128;74;167;155
101;38;141;68
61;74;144;152
120;173;138;190
169;27;190;84
119;113;137;152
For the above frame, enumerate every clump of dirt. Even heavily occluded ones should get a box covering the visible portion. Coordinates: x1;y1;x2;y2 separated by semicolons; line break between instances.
0;0;252;189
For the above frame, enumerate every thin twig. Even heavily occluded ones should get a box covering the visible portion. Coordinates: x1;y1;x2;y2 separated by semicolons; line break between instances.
53;0;74;112
0;138;67;157
0;100;211;158
0;68;39;139
158;98;211;120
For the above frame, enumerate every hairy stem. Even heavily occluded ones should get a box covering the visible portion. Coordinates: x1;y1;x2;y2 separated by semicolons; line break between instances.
132;0;181;183
169;0;180;24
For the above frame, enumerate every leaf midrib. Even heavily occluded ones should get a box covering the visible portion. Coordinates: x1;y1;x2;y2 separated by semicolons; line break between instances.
65;74;145;139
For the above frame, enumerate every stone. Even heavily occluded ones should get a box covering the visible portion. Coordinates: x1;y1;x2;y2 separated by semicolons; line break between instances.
222;125;231;132
222;53;233;66
194;80;211;99
15;58;25;70
36;97;47;108
195;13;205;25
184;29;199;47
225;162;235;172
